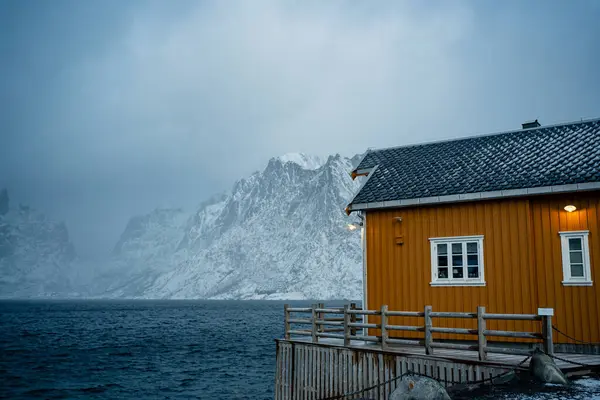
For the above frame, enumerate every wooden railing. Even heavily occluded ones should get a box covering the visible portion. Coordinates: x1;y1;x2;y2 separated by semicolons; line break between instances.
284;304;554;361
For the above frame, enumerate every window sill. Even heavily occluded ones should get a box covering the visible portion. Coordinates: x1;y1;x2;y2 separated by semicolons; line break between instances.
561;281;593;286
430;281;486;287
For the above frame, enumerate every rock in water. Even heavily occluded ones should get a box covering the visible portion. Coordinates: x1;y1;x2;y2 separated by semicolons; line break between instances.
389;374;451;400
529;350;568;385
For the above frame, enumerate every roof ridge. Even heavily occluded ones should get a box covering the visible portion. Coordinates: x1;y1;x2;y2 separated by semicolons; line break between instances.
367;116;600;154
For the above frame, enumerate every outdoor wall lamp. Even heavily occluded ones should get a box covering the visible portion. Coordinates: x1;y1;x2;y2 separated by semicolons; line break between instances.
346;222;363;231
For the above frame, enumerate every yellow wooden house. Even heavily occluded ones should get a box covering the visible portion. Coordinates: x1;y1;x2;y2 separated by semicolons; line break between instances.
346;118;600;348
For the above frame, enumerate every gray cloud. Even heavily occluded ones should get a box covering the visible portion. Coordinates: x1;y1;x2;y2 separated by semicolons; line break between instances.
1;0;599;257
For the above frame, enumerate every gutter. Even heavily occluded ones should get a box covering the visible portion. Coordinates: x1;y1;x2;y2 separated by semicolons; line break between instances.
347;181;600;213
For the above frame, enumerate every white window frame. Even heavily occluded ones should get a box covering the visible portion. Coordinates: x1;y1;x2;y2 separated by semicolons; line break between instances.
429;235;485;287
559;230;592;286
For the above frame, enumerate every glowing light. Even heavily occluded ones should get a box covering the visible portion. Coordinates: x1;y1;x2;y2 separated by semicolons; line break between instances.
564;205;577;213
347;223;358;231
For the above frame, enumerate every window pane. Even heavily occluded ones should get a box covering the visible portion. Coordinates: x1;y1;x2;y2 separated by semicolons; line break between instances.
438;243;447;255
569;238;582;251
438;268;448;279
571;264;584;277
467;242;478;253
467;254;478;266
468;267;479;278
452;243;462;254
438;255;448;267
452;267;464;278
452;255;463;266
569;251;583;264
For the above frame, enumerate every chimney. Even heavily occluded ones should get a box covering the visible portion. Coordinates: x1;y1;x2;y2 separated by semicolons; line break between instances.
522;119;541;129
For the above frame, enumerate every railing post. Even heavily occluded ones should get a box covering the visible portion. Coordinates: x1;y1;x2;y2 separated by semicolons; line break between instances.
424;305;433;355
542;311;554;356
317;302;324;334
381;305;389;350
350;302;357;336
477;306;487;361
284;304;290;340
311;304;318;343
343;304;351;346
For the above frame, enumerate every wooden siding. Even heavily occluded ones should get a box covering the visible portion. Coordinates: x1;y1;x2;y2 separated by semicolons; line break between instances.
365;191;600;344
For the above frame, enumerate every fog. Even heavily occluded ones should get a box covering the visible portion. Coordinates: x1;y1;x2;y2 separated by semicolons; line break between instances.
1;0;599;258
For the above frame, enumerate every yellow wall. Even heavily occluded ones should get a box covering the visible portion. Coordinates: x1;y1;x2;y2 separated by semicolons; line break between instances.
365;191;600;343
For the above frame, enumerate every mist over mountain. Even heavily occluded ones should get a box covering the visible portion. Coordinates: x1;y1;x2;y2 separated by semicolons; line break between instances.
0;153;364;300
0;189;79;297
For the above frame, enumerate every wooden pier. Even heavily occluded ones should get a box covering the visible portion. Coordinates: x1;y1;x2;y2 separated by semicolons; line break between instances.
274;304;600;400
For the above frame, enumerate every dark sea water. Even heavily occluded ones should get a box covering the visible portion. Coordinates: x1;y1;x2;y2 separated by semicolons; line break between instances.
1;300;599;400
1;300;288;400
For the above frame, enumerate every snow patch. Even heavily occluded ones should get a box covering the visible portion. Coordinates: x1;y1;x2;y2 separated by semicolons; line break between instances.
277;153;324;170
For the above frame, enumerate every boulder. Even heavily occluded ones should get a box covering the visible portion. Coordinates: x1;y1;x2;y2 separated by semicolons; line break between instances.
389;374;451;400
529;350;568;385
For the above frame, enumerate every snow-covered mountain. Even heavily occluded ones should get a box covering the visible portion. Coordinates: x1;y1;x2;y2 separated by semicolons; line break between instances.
0;152;364;300
100;153;364;300
0;189;78;297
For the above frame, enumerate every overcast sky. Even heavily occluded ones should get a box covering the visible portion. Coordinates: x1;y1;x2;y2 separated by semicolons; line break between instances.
1;0;599;258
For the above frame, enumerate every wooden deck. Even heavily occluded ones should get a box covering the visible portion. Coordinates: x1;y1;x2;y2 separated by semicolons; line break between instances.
275;339;600;399
277;304;600;399
288;337;600;374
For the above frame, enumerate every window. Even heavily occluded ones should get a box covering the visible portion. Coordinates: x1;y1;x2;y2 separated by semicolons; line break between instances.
560;231;592;286
429;235;485;286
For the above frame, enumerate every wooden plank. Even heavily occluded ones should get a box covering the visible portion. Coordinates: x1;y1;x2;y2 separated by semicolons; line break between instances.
484;313;541;321
429;312;476;318
287;344;292;400
329;348;334;398
288;330;312;336
385;325;424;332
484;346;532;356
381;305;389;350
367;352;374;399
484;330;542;339
288;307;312;313
293;345;298;400
347;309;381;315
284;304;291;340
343;304;351;347
386;338;423;346
478;306;487;361
386;311;425;317
316;333;344;339
316;320;344;326
288;318;312;324
424;305;433;355
311;304;318;344
378;353;385;400
316;308;345;313
348;322;379;329
275;342;281;400
430;327;476;335
348;335;380;343
543;314;554;355
430;342;478;351
342;351;348;398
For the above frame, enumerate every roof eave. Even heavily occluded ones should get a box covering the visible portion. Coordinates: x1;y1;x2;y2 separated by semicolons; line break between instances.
347;165;379;214
350;182;600;212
